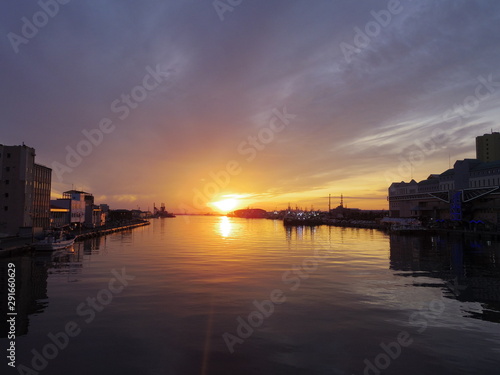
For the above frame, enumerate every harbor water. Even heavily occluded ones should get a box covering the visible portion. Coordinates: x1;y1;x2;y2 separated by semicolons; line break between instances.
1;216;500;374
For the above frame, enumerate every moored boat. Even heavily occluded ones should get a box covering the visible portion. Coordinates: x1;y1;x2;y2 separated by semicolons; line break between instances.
35;230;76;251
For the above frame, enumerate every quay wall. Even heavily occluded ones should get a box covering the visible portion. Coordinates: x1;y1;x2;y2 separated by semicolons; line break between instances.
0;220;150;257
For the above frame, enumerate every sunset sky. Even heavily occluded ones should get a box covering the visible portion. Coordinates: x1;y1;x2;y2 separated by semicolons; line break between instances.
2;0;500;213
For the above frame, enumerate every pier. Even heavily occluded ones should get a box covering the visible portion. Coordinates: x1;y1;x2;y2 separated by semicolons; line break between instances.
0;219;150;257
72;219;150;241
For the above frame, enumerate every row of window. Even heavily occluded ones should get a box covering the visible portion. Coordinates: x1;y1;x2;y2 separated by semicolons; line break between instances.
470;178;500;188
441;184;454;190
1;180;50;187
396;178;500;193
33;181;51;190
0;153;12;158
471;169;500;176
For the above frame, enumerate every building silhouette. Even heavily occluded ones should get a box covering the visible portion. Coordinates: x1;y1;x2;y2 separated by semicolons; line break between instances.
388;133;500;223
0;145;51;236
51;190;104;228
0;255;49;337
476;132;500;163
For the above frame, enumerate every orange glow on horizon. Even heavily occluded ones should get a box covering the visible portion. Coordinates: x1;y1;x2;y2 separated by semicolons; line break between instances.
211;198;240;213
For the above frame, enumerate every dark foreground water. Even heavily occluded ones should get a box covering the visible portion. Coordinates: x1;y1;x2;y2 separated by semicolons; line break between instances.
1;216;500;375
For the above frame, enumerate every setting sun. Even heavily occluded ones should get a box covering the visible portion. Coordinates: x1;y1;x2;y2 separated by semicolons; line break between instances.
211;198;239;213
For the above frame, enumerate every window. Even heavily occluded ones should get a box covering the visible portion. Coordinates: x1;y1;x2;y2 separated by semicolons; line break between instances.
6;153;10;158
4;193;8;198
5;167;9;172
4;206;7;211
5;180;9;185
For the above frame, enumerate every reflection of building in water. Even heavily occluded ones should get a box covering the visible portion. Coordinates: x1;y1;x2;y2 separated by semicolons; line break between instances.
78;236;104;255
0;255;48;337
284;225;317;241
389;234;500;322
0;248;85;337
37;248;85;280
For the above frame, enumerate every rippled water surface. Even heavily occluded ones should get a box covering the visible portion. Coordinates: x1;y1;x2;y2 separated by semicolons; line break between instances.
2;216;500;374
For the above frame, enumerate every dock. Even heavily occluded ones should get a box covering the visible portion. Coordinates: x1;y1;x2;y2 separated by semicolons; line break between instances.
73;220;150;241
0;220;150;257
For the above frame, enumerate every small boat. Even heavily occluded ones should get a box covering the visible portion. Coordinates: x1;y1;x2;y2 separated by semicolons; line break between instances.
35;230;76;251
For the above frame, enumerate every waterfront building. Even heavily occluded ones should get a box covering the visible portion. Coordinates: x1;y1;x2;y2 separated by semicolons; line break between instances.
109;209;133;221
82;193;102;228
51;190;104;228
388;134;500;223
0;144;52;237
51;191;85;227
476;132;500;163
100;204;109;225
50;204;70;228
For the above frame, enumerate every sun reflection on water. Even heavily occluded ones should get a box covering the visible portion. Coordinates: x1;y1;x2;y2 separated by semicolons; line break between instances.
217;216;233;237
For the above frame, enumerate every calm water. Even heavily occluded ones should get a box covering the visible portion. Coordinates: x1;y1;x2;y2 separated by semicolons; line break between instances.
2;216;500;374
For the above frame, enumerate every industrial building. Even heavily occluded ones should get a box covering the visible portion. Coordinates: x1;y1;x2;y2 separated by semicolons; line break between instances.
0;144;52;237
388;133;500;224
51;190;106;229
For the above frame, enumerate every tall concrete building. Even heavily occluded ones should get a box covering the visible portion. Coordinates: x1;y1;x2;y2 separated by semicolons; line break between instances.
33;163;52;229
0;145;52;237
476;132;500;163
